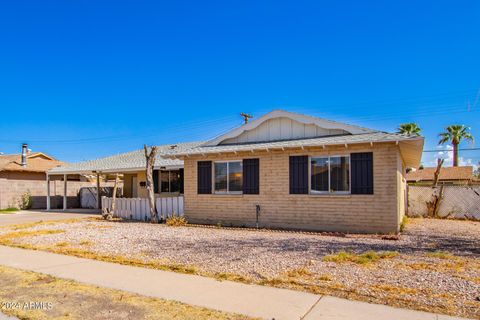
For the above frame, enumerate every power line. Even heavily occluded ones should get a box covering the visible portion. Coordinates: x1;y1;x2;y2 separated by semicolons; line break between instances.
423;148;480;153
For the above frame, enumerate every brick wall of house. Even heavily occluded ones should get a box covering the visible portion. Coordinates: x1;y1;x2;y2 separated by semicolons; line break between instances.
0;172;98;209
183;142;405;234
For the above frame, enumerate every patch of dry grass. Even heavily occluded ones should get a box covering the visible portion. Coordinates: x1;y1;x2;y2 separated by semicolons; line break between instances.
54;241;70;247
4;219;80;231
166;215;188;227
323;251;398;265
78;239;93;246
427;251;457;260
0;229;65;245
371;284;418;295
0;265;252;320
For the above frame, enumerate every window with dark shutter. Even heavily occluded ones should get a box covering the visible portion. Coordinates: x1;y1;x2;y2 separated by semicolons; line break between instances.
289;155;308;194
197;161;212;194
243;158;259;194
351;152;374;194
153;170;159;193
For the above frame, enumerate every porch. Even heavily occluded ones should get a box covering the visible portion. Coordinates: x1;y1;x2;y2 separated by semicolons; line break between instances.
46;168;184;214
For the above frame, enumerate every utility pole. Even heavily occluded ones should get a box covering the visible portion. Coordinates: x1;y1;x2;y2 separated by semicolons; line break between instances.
240;113;253;124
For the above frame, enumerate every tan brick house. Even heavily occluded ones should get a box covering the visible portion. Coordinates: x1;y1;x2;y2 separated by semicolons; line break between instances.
0;145;64;209
167;110;424;233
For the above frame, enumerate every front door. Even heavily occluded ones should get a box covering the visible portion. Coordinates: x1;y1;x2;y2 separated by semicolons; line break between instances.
132;176;138;198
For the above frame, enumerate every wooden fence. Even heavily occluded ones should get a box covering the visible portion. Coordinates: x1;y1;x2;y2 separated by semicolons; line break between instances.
101;196;184;221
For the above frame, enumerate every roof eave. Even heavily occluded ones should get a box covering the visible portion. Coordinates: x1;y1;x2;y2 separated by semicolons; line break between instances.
167;136;424;159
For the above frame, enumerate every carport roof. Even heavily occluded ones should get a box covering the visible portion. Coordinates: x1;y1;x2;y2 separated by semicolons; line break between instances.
48;142;203;175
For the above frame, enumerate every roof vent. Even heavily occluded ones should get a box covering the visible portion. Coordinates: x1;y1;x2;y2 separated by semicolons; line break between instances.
21;143;28;167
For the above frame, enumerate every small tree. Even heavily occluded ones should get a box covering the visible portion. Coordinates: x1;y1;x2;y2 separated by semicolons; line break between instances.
439;125;474;167
144;145;159;223
426;159;444;218
397;123;421;136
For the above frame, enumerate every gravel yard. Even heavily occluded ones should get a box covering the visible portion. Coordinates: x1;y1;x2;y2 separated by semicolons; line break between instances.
0;217;479;318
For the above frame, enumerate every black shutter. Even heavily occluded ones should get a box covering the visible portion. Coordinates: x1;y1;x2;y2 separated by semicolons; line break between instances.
351;152;374;194
153;170;159;193
197;161;212;194
289;156;308;194
243;158;259;194
179;168;184;194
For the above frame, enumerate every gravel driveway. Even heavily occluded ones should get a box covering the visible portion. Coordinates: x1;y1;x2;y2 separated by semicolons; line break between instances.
1;217;479;318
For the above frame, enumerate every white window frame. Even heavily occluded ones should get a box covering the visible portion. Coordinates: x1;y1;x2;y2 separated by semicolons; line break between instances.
213;160;243;194
309;155;351;195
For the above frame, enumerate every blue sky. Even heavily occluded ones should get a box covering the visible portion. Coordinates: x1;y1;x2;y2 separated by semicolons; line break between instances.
0;1;479;167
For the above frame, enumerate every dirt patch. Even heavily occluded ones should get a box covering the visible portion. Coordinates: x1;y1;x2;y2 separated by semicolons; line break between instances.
0;266;252;320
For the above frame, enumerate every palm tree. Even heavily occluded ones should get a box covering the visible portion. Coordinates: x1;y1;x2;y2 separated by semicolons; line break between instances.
438;125;474;167
397;123;421;136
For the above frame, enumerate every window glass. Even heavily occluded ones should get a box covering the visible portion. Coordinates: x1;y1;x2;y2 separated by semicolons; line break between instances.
330;156;350;192
228;162;243;192
311;157;329;192
160;171;170;192
170;170;181;193
214;162;228;192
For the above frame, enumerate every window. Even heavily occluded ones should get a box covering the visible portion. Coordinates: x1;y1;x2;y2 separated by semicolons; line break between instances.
311;156;350;193
159;170;181;193
214;161;243;193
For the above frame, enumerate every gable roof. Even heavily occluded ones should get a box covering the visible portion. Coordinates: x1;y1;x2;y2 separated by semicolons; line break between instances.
166;131;424;168
203;110;377;146
48;142;203;175
0;152;63;173
406;166;474;182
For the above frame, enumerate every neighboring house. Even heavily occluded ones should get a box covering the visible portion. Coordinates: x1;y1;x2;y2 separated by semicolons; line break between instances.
50;110;424;233
0;144;64;209
0;144;99;210
406;166;474;185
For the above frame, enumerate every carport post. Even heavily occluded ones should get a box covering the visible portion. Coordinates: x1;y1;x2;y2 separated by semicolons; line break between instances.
46;173;50;211
63;174;67;211
96;173;101;211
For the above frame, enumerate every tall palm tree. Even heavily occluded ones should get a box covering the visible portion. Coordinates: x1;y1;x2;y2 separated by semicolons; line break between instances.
397;123;421;136
438;125;474;167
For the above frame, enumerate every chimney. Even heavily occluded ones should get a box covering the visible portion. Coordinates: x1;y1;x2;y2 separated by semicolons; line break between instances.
21;143;28;167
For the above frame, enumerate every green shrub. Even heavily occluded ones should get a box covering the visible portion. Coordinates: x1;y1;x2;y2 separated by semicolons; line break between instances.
400;215;409;232
18;191;33;210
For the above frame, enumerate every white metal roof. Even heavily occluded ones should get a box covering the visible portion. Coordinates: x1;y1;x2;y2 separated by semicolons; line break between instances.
164;132;424;168
48;142;203;175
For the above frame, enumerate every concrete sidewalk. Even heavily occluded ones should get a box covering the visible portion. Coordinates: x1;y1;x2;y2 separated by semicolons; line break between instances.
0;246;467;320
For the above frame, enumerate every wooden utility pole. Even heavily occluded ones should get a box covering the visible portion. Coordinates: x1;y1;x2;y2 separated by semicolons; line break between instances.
240;113;253;124
144;145;159;223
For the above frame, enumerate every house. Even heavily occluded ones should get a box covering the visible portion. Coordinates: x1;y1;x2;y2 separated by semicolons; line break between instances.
167;110;424;233
406;166;474;185
0;144;64;209
49;110;424;233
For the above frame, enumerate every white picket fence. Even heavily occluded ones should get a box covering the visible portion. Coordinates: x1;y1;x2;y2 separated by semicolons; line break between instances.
101;196;184;221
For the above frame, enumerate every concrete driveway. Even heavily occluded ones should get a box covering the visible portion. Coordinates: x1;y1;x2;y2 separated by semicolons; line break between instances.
0;209;98;226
